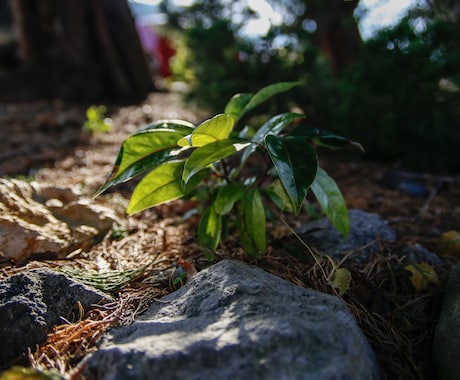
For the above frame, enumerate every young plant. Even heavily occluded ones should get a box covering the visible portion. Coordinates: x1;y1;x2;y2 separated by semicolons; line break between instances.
97;82;361;256
83;105;112;133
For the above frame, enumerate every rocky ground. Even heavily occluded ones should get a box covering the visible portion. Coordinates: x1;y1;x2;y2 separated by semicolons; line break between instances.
1;91;459;379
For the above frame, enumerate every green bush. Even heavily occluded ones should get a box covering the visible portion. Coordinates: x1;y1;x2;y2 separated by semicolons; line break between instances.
164;1;460;172
322;17;460;172
97;83;361;256
163;0;330;115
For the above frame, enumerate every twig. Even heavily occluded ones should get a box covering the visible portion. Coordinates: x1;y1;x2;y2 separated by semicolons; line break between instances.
278;217;329;281
420;180;444;213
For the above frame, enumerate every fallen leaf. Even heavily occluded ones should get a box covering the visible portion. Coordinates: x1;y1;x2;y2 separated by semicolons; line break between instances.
438;230;460;256
331;268;351;295
0;366;63;380
405;262;439;291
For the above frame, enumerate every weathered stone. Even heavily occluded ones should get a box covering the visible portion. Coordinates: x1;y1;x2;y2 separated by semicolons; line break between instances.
400;243;443;265
297;209;396;262
0;268;111;368
433;261;460;380
0;178;118;263
81;259;380;380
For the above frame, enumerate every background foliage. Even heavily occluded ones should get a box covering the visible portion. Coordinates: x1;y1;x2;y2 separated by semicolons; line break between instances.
161;0;460;172
325;14;460;172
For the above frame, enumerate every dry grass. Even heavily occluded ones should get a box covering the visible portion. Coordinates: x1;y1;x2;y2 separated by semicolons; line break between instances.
29;282;169;378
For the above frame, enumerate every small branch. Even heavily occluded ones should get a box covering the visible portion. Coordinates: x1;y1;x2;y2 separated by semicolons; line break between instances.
420;180;444;214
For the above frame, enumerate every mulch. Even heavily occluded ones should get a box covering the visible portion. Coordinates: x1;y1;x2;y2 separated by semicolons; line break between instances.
1;92;459;379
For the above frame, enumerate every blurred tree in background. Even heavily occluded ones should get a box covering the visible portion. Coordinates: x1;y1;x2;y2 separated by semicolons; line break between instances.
161;0;361;110
0;0;153;103
162;0;460;172
326;9;460;172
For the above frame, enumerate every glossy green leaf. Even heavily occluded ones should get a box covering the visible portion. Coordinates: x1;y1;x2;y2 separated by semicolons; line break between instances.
96;123;193;195
136;119;196;133
224;93;253;121
198;204;222;251
214;183;246;214
265;135;318;214
182;139;250;184
311;167;350;238
241;112;305;165
293;127;364;151
177;114;235;147
127;161;206;215
239;81;300;120
237;188;266;256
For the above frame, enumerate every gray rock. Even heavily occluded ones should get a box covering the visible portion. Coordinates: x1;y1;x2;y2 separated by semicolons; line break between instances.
433;262;460;380
297;209;396;262
81;259;380;380
0;268;111;368
400;243;443;265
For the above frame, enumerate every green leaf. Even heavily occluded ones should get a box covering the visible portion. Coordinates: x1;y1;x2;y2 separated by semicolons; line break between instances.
224;93;253;121
177;114;235;147
241;112;305;165
264;135;318;214
214;183;246;214
96;122;193;195
198;204;222;251
293;127;364;151
237;188;266;256
311;167;350;238
239;81;300;120
182;139;250;184
265;179;296;213
136;119;196;133
127;161;206;215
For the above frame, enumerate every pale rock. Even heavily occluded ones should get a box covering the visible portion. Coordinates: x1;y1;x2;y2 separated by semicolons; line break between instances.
0;179;118;262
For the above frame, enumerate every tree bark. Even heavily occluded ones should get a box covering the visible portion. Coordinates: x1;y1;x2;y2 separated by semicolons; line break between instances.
303;0;362;72
3;0;154;103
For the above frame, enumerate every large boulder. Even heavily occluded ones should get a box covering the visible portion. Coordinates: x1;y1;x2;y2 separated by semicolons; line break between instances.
0;178;118;263
81;259;380;379
0;268;111;368
433;261;460;380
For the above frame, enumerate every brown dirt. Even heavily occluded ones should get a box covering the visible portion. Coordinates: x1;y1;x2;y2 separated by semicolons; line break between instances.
1;92;459;379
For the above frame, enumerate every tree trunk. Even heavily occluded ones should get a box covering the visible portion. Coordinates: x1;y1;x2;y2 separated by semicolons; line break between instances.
304;0;362;72
3;0;154;103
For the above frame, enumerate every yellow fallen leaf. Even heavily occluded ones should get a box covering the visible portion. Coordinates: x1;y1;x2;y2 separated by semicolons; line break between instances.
405;262;439;291
438;230;460;256
331;268;351;295
0;366;63;380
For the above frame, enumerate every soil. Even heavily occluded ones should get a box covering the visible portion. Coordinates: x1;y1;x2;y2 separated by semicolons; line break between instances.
1;91;459;379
